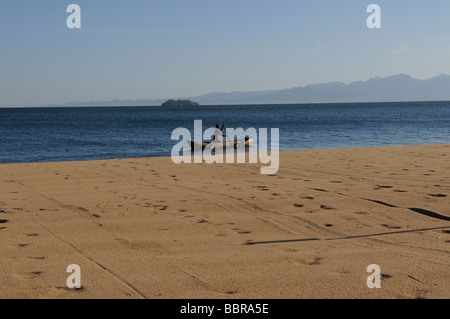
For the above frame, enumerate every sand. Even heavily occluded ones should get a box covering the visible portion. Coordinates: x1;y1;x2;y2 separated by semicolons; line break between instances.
0;144;449;299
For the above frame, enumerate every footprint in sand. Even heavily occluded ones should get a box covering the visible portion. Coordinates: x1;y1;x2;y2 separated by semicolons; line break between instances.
312;188;328;193
233;228;251;235
294;204;304;208
409;208;450;221
429;194;447;198
13;271;42;280
362;198;397;208
305;257;322;266
7;243;29;249
320;205;334;210
375;185;393;190
381;224;401;229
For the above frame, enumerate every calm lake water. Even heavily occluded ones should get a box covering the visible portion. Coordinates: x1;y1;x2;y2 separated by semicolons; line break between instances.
1;101;449;164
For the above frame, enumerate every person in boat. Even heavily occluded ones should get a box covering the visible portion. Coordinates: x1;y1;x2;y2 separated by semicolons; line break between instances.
213;124;226;142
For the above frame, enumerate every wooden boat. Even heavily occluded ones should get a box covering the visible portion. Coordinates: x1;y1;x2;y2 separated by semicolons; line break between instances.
188;137;254;150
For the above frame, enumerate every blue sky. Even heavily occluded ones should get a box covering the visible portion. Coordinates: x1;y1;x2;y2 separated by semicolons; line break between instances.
1;0;450;106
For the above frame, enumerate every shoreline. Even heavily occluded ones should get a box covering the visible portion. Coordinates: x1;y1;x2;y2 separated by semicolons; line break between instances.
0;144;449;299
1;142;450;166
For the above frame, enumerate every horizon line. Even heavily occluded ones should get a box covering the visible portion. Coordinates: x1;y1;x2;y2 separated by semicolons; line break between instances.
1;100;450;109
2;73;449;108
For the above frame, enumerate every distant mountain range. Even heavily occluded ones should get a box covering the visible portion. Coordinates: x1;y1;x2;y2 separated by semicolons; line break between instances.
44;74;450;107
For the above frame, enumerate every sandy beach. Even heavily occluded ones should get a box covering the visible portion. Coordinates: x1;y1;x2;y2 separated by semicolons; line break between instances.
0;144;449;299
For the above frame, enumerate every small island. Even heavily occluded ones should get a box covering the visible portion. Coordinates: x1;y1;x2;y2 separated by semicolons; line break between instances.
162;99;200;107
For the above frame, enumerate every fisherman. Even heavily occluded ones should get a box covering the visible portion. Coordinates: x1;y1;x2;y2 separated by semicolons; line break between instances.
214;124;226;142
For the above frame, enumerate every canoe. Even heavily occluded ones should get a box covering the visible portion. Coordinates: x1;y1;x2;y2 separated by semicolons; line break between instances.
188;137;254;150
